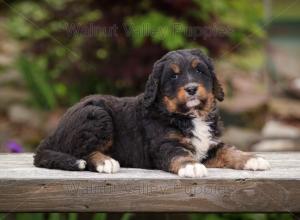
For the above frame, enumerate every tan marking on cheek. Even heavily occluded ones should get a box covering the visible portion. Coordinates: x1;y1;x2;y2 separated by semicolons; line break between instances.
170;63;180;74
197;84;209;98
177;87;187;102
191;59;201;68
197;93;215;118
163;96;177;112
204;93;214;110
169;155;197;173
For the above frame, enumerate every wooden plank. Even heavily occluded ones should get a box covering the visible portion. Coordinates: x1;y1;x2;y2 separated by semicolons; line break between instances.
0;153;299;212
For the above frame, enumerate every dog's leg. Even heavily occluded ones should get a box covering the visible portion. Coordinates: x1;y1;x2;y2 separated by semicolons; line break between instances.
73;102;120;173
151;140;208;178
34;99;120;173
85;151;120;173
169;155;208;178
203;143;270;170
34;149;87;171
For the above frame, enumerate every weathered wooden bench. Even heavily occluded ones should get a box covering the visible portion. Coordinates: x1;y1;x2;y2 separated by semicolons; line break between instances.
0;152;299;213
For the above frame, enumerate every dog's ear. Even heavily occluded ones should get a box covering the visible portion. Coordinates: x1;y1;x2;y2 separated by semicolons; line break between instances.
212;73;224;102
188;48;224;102
144;59;163;108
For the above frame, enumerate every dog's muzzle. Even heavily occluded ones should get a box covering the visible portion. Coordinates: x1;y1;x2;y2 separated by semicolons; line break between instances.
184;83;201;108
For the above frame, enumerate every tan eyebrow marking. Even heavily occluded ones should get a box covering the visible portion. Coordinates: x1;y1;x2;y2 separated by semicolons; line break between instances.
170;63;180;74
191;59;201;68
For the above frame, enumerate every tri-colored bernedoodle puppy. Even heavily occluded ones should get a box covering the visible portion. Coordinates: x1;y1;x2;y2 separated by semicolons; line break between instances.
34;49;270;178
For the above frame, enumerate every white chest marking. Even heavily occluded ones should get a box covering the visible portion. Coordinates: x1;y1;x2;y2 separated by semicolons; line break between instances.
191;118;215;161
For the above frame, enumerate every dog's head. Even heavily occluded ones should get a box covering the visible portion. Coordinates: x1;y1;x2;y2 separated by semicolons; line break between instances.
144;49;224;117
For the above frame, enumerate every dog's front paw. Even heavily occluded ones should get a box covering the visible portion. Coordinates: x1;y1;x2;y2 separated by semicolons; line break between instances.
178;163;208;178
244;157;271;171
96;158;120;173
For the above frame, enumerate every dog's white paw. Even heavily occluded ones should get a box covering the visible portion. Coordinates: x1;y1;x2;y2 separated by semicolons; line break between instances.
244;157;271;171
178;163;208;178
96;158;120;173
76;159;87;170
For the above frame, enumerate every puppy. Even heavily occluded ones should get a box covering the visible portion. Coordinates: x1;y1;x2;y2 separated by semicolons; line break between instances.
34;49;270;177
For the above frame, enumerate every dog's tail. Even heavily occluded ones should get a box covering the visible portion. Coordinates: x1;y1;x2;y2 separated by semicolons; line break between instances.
34;146;86;171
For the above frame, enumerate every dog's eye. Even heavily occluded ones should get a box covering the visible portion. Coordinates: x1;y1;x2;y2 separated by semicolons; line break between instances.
171;74;178;80
196;65;210;77
196;67;202;74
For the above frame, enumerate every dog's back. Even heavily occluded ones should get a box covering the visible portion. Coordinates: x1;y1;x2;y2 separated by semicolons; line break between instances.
34;94;150;171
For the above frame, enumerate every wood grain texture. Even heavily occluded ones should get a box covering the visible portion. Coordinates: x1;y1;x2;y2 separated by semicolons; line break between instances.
0;153;299;212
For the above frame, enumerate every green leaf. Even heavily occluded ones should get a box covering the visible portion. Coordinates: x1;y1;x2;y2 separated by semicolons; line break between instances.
49;213;60;220
93;213;107;220
17;56;57;110
68;213;77;220
120;213;133;220
126;11;188;50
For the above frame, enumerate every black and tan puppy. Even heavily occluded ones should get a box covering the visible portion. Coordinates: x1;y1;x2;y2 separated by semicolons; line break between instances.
34;49;270;177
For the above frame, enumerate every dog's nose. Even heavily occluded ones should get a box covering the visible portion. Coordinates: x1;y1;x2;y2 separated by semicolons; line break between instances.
184;85;198;95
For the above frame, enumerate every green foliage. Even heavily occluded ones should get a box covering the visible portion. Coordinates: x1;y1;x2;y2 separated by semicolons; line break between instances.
126;11;188;50
5;0;265;108
7;2;49;39
189;213;293;220
120;213;133;220
48;213;60;220
17;56;57;110
16;213;44;220
193;0;265;44
225;48;265;71
93;213;107;220
68;213;77;220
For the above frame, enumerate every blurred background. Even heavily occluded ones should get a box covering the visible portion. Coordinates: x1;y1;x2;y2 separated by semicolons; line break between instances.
0;0;299;219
